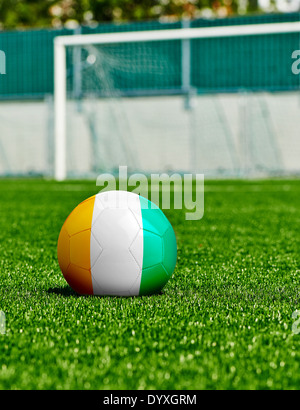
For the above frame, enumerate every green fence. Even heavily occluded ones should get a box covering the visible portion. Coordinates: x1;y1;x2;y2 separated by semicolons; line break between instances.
0;13;299;99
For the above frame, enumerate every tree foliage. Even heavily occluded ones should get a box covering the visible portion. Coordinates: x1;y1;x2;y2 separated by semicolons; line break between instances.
0;0;264;29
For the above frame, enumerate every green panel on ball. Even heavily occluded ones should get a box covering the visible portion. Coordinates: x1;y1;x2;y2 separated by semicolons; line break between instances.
139;264;169;296
139;195;171;236
142;230;163;269
162;226;177;275
139;195;177;295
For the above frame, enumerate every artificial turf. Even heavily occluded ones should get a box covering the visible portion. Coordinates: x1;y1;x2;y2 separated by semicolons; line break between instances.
0;179;299;390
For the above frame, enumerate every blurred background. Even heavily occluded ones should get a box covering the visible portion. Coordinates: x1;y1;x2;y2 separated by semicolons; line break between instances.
0;0;299;178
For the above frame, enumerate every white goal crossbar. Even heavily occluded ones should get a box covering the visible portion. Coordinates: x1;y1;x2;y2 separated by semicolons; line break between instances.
54;22;300;180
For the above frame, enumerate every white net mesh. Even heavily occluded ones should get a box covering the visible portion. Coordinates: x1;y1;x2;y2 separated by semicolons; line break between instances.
62;36;300;177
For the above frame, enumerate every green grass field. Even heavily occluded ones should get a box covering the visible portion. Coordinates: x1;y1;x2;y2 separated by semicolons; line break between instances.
0;179;299;390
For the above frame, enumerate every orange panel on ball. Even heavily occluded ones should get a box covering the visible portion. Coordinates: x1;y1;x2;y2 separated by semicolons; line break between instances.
64;196;96;236
57;225;70;274
66;264;93;295
70;230;91;270
57;195;96;295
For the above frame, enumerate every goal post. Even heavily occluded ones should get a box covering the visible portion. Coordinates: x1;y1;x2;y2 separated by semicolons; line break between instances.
54;22;300;181
54;41;67;181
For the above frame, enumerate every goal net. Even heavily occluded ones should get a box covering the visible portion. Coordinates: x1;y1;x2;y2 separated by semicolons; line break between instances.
54;22;300;180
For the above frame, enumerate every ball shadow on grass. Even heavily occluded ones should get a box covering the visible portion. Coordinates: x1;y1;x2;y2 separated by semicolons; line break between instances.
47;286;78;297
47;286;164;298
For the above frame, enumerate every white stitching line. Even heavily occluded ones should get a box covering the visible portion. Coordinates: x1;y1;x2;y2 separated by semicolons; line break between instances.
90;229;103;269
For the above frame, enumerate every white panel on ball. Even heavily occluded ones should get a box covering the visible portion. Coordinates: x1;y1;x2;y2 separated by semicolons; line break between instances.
90;191;143;296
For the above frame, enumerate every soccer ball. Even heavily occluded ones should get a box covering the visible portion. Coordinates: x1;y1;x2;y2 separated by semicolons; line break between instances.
57;190;177;296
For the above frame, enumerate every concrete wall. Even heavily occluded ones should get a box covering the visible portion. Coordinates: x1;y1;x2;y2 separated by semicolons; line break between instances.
0;91;299;177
